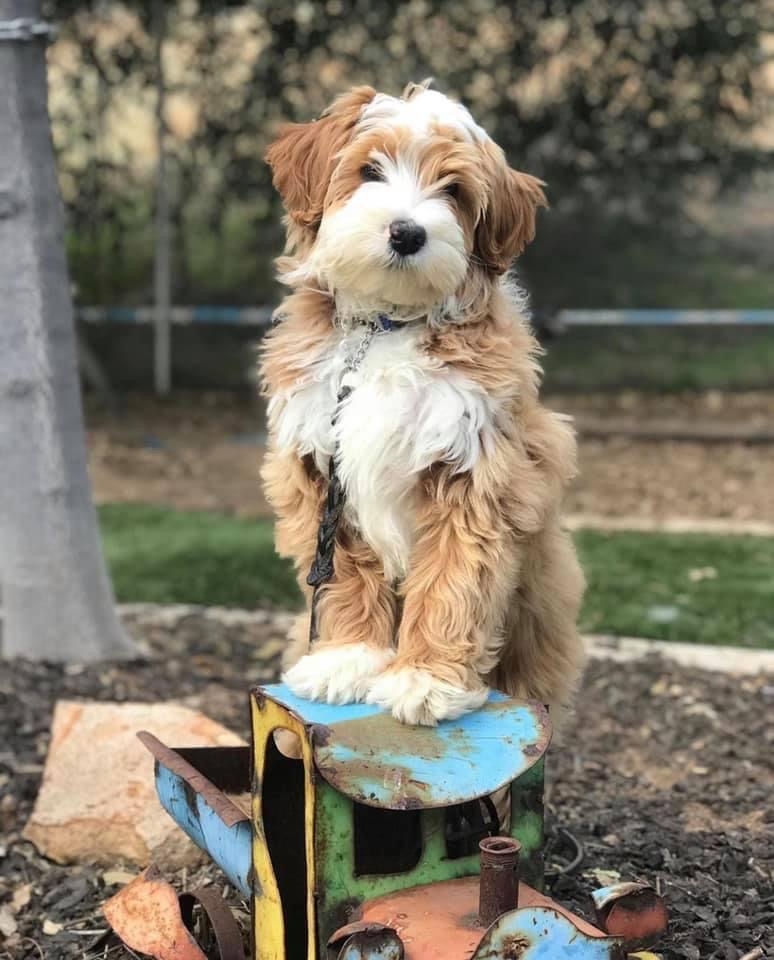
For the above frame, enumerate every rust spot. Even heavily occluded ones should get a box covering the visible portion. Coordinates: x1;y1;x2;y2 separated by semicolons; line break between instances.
328;713;449;760
181;780;200;818
312;723;334;747
138;732;249;829
596;886;669;949
502;934;531;959
326;897;363;934
328;920;396;948
316;754;431;808
247;865;260;897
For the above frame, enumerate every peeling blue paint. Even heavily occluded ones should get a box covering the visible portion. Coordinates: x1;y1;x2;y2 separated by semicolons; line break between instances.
473;907;623;960
263;684;552;810
154;763;252;898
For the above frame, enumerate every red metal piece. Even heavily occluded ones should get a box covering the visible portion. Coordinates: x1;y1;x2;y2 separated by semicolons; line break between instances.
359;875;608;960
103;865;207;960
592;882;669;950
478;836;521;927
137;730;249;829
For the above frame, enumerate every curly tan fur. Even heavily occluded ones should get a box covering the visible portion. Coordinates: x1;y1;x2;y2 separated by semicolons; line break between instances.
260;83;585;727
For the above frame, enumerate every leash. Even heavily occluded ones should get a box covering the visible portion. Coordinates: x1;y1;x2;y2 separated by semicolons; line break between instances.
306;314;396;644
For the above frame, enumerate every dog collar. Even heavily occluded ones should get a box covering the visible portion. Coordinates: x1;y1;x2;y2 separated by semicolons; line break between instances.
348;312;407;332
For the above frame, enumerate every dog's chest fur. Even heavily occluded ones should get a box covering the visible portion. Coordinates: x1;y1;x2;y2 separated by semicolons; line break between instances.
269;324;499;580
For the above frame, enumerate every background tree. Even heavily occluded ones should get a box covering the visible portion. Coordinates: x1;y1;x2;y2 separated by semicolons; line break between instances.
0;0;136;660
42;0;774;309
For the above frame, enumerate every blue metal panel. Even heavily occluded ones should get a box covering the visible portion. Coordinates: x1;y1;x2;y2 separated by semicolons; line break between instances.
260;683;384;725
259;684;552;810
154;763;252;898
473;907;623;960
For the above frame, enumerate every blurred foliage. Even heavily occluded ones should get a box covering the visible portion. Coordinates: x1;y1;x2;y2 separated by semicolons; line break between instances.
44;0;773;305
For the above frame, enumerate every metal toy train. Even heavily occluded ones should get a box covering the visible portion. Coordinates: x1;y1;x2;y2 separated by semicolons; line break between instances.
128;684;667;960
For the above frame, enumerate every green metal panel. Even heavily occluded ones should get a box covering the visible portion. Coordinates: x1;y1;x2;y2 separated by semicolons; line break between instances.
508;759;545;891
314;760;546;953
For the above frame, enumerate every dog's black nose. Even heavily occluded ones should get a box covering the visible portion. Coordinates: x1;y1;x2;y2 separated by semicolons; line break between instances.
389;219;427;256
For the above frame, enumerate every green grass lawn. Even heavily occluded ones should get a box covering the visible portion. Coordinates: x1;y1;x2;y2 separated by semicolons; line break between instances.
575;529;774;649
100;504;774;649
99;503;299;610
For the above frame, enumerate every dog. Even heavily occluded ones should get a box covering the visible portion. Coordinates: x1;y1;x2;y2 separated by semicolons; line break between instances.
260;81;585;728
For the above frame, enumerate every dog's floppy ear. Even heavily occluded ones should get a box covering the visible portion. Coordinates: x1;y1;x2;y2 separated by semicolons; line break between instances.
475;147;547;274
266;86;376;232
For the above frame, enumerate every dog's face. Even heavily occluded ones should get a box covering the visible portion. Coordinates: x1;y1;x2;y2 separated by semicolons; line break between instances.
266;83;546;311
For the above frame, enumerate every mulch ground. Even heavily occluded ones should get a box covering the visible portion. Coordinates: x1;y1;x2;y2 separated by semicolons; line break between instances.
85;390;774;525
1;608;772;960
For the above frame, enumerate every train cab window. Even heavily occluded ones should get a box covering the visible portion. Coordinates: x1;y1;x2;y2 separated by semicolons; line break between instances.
353;804;423;876
444;797;500;859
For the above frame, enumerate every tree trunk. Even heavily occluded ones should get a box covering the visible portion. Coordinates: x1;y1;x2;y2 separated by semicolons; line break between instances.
0;0;136;660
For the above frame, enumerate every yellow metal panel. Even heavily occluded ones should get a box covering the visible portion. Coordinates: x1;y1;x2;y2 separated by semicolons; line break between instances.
251;695;317;960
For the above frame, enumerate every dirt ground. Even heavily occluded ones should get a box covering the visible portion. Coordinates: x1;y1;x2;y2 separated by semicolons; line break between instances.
85;390;774;525
1;608;771;960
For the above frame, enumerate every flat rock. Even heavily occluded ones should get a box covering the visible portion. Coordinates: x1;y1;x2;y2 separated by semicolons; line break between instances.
23;701;245;867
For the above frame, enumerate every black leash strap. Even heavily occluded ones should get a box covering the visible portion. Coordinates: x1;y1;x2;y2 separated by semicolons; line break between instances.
305;317;387;644
307;385;351;589
306;313;399;646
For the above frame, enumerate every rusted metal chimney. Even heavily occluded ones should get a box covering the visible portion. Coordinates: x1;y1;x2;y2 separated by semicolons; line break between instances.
478;836;521;927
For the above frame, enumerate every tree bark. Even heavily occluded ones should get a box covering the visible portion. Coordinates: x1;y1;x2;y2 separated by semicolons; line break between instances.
0;0;136;660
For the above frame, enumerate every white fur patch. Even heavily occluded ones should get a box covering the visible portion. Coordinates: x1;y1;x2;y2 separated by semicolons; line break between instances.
283;643;396;704
271;325;500;579
360;89;490;144
307;152;468;308
366;666;489;725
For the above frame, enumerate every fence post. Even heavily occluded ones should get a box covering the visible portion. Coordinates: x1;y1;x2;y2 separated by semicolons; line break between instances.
152;0;171;396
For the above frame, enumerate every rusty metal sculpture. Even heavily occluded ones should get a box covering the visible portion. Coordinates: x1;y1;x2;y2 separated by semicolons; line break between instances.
102;684;667;960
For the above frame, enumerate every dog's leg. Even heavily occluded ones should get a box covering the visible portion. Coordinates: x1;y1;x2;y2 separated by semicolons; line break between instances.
265;446;396;704
283;534;397;703
367;464;520;725
263;448;324;580
262;445;323;661
489;518;586;737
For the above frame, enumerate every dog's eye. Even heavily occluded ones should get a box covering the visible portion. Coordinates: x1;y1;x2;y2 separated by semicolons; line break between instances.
361;164;384;183
442;181;460;199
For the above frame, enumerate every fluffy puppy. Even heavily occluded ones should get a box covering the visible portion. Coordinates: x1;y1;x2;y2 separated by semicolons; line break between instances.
260;81;585;727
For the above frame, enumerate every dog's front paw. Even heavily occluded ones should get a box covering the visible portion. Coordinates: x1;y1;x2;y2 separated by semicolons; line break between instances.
366;666;488;725
283;643;396;705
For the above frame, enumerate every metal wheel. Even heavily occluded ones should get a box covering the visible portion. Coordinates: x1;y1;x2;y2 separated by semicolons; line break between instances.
179;888;247;960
